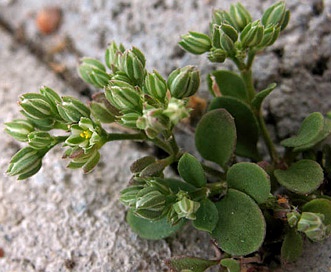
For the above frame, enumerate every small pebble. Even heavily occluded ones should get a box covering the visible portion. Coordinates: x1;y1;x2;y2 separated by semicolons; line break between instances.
0;247;4;258
36;7;62;35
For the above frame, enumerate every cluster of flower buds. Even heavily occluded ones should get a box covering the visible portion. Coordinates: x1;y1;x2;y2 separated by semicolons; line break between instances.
5;86;109;178
179;1;290;62
78;41;200;139
120;177;201;223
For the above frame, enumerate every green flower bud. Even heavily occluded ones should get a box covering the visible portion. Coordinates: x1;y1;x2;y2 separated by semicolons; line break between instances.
146;178;171;195
257;25;280;48
211;9;233;27
120;185;144;207
219;28;235;54
118;111;142;129
134;187;166;220
28;131;55;150
78;58;111;88
121;47;146;86
287;211;301;228
136;106;170;139
240;20;264;48
57;96;91;123
163;97;190;125
173;195;200;220
65;147;101;173
211;24;221;48
65;117;104;152
5;119;35;142
297;212;330;242
39;86;62;118
89;92;118;124
220;23;238;43
105;41;125;72
105;80;142;112
167;66;200;99
7;147;43;180
19;93;53;120
144;70;167;102
179;31;212;55
261;1;290;31
207;48;227;63
111;71;134;85
229;3;252;31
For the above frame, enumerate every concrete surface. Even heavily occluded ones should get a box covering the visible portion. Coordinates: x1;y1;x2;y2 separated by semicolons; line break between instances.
0;0;331;271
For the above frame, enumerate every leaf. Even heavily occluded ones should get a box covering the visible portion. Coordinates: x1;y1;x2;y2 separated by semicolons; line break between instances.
274;160;324;194
192;198;219;233
178;153;206;187
195;109;236;168
281;112;324;149
207;70;248;101
209;97;260;160
126;209;185;240
227;162;271;204
251;83;277;111
293;118;331;152
302;199;331;225
220;258;240;272
281;228;303;263
165;256;219;272
212;189;266;256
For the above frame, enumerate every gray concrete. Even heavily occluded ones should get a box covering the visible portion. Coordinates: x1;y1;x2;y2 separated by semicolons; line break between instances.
0;0;331;271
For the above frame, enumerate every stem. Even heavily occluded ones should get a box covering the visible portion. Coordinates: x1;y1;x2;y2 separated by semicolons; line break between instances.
240;69;255;102
149;136;173;155
257;109;279;163
201;163;226;180
106;132;146;142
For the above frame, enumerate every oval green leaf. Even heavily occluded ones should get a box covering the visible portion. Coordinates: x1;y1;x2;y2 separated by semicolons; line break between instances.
212;189;266;256
207;70;248;101
274;160;324;194
195;109;236;168
209;97;260;160
303;199;331;225
281;112;324;148
220;258;240;272
281;228;303;263
192;198;218;233
165;256;219;272
178;153;206;187
126;209;185;240
227;162;271;204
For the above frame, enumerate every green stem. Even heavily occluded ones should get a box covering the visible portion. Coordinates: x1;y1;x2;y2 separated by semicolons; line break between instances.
149;136;173;155
206;181;227;198
201;163;226;180
106;132;146;142
257;109;279;163
240;69;255;102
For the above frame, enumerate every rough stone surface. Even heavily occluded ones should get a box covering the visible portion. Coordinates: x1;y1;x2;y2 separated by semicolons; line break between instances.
0;0;331;271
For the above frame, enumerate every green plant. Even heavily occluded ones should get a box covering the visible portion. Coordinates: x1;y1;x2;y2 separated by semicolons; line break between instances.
5;1;331;271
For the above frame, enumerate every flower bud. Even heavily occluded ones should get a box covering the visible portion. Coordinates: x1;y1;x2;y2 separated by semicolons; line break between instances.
146;178;171;195
167;66;200;99
258;25;280;47
135;187;166;220
19;93;53;120
219;28;235;54
78;58;111;88
297;212;329;242
163;97;190;125
105;41;125;72
121;48;146;86
208;48;227;63
120;185;144;207
240;20;264;48
7;147;43;180
173;195;200;220
105;80;142;112
65;147;101;173
39;86;62;118
220;23;238;43
261;1;290;31
5;119;35;142
211;9;232;27
179;31;212;55
144;71;168;103
229;3;252;31
136;106;170;139
119;111;142;129
28;131;55;149
286;211;300;228
57;96;91;123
